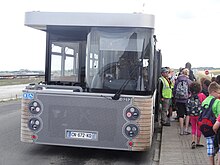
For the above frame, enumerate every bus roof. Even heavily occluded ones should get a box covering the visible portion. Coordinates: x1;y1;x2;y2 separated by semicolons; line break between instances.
24;12;155;30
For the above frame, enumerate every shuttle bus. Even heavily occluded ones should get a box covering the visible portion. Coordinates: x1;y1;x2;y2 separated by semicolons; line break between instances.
21;12;161;151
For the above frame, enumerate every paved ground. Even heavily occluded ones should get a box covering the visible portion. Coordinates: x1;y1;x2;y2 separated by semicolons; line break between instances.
159;119;213;165
1;84;218;164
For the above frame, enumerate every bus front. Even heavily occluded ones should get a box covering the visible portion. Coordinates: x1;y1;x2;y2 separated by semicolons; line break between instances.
21;12;159;151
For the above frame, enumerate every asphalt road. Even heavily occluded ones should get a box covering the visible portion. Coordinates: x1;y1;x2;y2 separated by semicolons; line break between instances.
0;100;160;165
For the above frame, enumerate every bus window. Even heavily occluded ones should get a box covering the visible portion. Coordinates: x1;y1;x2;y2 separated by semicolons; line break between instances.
87;27;154;94
50;42;79;82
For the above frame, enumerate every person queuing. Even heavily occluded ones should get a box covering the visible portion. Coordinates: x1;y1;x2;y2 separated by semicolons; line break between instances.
202;82;220;165
157;67;173;126
216;75;220;85
185;62;196;81
201;78;211;97
186;82;206;149
163;67;175;121
173;68;192;135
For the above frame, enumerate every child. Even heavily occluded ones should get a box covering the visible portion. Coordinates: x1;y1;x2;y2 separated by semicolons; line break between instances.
213;115;220;165
186;82;206;149
202;82;220;165
201;79;211;97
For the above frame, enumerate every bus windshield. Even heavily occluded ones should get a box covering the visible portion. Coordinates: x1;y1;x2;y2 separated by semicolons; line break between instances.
86;27;153;93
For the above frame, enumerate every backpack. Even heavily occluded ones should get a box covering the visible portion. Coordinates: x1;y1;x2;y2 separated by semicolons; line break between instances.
198;98;216;137
186;95;201;116
175;80;189;99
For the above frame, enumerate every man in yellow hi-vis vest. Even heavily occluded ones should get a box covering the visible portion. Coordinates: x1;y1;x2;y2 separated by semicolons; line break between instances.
158;67;173;126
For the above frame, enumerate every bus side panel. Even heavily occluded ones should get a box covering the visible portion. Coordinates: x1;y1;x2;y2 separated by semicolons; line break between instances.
21;99;35;143
131;97;154;151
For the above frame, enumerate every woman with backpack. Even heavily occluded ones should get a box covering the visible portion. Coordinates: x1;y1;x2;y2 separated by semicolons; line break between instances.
186;82;206;149
173;68;192;135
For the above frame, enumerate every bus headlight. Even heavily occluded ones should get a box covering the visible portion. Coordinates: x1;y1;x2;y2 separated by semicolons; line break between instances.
28;118;42;131
28;101;42;115
125;106;140;120
124;124;139;138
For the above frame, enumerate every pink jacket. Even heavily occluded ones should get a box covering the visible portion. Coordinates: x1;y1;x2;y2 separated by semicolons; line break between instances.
198;92;206;103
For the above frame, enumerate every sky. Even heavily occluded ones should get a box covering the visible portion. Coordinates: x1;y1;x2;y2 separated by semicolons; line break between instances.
0;0;219;71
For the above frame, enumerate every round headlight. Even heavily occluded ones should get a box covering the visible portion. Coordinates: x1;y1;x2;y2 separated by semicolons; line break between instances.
125;106;140;120
28;118;42;132
28;101;42;115
124;124;139;138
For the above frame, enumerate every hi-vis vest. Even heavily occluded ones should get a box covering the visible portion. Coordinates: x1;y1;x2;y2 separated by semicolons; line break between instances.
159;77;172;98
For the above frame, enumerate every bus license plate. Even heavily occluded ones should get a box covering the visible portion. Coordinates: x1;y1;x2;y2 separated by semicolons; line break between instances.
65;130;98;141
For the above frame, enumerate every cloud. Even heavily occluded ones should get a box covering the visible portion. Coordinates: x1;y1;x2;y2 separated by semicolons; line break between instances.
176;10;194;20
0;0;219;71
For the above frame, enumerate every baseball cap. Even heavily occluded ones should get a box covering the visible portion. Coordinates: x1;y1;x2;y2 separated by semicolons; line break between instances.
161;67;168;73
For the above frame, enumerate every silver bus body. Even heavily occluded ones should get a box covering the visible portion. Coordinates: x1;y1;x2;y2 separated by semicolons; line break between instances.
21;12;160;151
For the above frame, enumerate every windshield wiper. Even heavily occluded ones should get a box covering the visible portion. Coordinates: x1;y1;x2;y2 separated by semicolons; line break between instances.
111;62;141;100
112;39;146;100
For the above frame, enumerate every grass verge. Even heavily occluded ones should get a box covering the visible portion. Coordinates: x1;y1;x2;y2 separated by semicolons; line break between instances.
0;77;44;86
